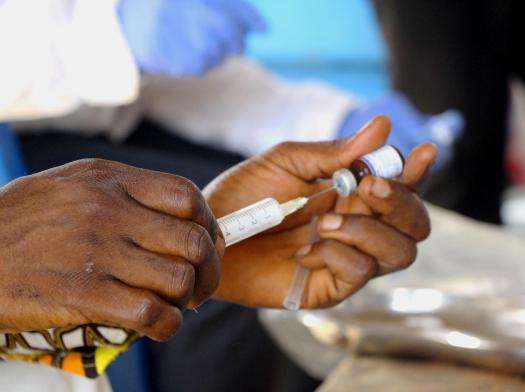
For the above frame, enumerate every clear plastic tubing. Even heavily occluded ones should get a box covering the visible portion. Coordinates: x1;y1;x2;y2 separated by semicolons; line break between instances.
217;197;308;247
283;145;405;310
283;217;319;311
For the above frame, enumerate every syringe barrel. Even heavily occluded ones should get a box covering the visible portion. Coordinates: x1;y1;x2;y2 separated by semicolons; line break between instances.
218;198;284;247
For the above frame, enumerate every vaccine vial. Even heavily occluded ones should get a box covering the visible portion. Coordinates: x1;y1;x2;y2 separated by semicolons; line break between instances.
332;145;405;196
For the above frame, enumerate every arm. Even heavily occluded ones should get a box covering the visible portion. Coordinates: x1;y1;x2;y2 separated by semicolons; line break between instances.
142;57;357;156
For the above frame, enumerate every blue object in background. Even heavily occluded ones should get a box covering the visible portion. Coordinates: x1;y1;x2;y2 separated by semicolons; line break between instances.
107;339;149;392
246;0;388;99
0;123;26;186
118;0;266;76
338;92;464;170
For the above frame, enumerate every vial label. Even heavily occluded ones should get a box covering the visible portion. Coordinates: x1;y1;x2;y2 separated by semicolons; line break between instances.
360;145;403;178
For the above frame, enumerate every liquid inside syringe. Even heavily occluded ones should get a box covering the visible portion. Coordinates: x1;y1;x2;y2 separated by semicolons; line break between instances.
217;197;308;247
217;168;354;247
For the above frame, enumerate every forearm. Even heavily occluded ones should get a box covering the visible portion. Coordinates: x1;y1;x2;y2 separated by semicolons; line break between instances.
142;57;357;156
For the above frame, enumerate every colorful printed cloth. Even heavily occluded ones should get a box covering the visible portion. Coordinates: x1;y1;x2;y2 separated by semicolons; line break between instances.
0;326;139;378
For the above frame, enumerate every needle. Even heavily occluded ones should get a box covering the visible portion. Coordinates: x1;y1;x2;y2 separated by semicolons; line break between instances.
307;185;336;201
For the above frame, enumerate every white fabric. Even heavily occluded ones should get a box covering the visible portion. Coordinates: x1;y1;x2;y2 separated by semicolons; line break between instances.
0;362;112;392
15;58;357;156
142;57;356;155
0;0;139;122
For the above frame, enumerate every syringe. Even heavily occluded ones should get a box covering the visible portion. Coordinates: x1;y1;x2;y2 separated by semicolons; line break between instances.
217;197;309;247
217;168;356;248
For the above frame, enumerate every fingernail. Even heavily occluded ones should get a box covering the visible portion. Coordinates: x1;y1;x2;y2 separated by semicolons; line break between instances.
372;178;391;198
295;244;312;258
319;214;343;231
360;177;373;195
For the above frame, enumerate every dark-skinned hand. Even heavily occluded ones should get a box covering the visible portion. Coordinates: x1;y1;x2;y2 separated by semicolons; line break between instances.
0;159;224;341
205;116;436;308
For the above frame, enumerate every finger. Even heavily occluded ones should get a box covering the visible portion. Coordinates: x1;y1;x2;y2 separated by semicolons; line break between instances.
316;214;417;275
334;193;374;216
187;254;220;309
400;143;438;189
212;0;267;32
129;208;219;266
308;142;436;224
83;281;182;342
268;115;391;182
358;177;431;241
199;7;242;58
207;12;245;55
128;210;221;307
297;240;377;305
108;246;195;310
122;169;224;255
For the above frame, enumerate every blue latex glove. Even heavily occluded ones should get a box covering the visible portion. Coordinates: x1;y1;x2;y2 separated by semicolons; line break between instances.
338;92;464;170
118;0;266;76
0;123;26;186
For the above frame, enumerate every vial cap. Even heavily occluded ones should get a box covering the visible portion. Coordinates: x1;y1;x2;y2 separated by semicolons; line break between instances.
332;169;357;197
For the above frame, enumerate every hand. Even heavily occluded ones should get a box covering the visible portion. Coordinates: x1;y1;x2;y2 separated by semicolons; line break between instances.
0;159;223;341
204;116;437;308
339;92;462;170
118;0;266;76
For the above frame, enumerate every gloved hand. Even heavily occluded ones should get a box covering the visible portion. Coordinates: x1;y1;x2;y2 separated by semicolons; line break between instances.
338;92;464;170
117;0;266;76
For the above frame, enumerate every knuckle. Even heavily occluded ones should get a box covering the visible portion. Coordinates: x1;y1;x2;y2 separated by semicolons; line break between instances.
76;158;110;172
178;178;206;220
320;239;340;259
167;262;195;299
269;141;300;159
74;159;126;185
346;214;372;232
134;295;163;328
185;224;214;265
417;210;432;241
153;308;182;342
359;254;378;279
276;141;295;152
83;158;106;168
399;241;418;269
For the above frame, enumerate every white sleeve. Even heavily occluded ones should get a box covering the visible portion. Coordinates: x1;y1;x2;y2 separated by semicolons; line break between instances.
0;0;139;123
142;57;358;156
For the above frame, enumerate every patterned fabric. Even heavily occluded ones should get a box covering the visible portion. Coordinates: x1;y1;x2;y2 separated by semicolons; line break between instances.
0;327;140;378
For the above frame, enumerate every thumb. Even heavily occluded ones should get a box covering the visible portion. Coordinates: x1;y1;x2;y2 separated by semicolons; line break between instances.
268;115;391;181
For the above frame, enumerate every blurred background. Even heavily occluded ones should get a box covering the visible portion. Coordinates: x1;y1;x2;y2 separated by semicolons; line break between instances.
3;1;525;391
246;0;525;232
247;0;387;99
